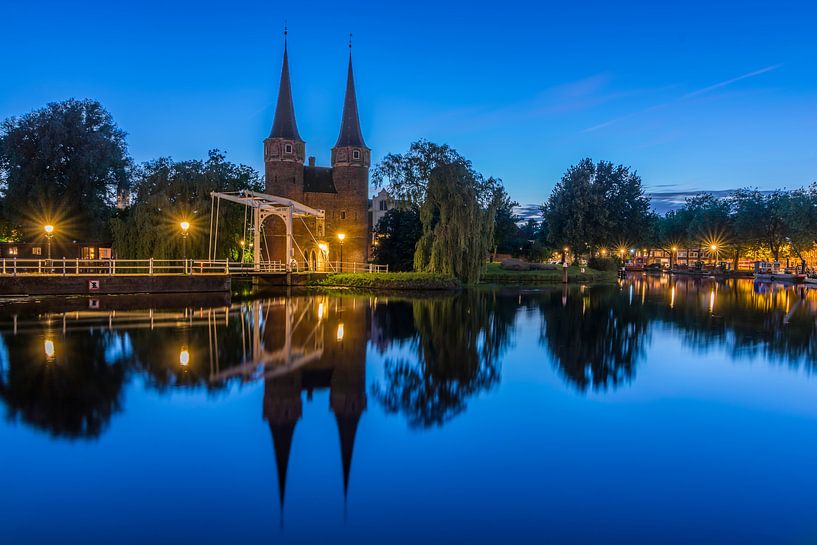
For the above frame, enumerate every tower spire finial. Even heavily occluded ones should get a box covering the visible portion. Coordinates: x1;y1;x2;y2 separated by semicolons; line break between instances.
268;28;303;142
333;37;367;150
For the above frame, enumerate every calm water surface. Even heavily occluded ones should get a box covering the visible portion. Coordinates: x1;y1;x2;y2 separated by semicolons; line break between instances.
2;276;817;544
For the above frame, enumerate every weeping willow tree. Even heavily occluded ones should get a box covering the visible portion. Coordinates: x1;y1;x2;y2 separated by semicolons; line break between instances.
373;140;503;283
110;150;261;259
414;163;499;283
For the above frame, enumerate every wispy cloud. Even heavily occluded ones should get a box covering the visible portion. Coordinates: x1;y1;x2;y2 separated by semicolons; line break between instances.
583;64;783;133
396;73;669;136
681;64;782;99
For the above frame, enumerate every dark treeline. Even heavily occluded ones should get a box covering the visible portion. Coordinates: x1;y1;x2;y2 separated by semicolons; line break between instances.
0;99;261;260
4;99;816;276
656;188;817;265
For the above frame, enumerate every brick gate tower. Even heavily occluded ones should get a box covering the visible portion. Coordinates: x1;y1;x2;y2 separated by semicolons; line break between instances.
264;33;370;269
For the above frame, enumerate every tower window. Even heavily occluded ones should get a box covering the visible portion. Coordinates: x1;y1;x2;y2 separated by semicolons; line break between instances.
340;211;347;220
352;149;360;160
285;144;293;154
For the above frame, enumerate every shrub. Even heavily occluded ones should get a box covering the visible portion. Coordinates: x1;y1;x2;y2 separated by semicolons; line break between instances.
588;257;619;271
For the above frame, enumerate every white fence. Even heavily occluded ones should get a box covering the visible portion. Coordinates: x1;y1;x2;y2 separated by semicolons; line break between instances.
0;258;388;276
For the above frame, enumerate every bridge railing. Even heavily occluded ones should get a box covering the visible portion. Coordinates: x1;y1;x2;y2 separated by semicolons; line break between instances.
0;258;234;276
0;258;389;276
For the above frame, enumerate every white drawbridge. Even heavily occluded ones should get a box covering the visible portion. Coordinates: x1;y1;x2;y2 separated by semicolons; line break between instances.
208;190;327;272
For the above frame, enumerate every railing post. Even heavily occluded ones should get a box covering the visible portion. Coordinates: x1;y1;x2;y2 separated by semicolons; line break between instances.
62;257;66;276
13;257;17;276
75;258;79;275
2;258;5;275
149;258;154;276
38;260;41;274
225;259;229;274
112;260;116;276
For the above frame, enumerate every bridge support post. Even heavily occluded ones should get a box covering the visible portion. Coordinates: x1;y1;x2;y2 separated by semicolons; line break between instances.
253;206;261;272
285;205;293;273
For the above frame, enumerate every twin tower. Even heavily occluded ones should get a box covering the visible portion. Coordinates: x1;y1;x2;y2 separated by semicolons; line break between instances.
264;36;370;267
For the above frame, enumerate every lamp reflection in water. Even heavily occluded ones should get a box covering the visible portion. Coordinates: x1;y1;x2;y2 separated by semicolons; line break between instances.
44;339;55;361
318;302;325;320
336;323;344;342
179;348;190;367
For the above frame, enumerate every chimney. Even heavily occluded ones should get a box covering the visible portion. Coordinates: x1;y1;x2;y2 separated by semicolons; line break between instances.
308;156;316;167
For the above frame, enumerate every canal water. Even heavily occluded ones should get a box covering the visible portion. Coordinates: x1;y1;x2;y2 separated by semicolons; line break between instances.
1;277;816;544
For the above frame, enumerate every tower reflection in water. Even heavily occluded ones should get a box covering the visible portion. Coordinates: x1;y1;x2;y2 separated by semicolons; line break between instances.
3;279;817;525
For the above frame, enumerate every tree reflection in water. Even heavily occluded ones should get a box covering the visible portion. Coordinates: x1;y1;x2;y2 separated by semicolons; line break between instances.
372;291;517;427
536;284;651;392
0;278;816;443
0;330;128;439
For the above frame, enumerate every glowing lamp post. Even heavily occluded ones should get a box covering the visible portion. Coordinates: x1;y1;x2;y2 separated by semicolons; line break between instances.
671;246;678;269
180;221;190;269
710;244;718;264
44;224;54;261
337;233;346;272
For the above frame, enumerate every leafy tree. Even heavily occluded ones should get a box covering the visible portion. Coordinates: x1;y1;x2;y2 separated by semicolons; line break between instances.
542;158;652;254
373;140;498;207
492;187;520;255
0;99;131;241
414;162;500;283
110;151;261;259
684;194;732;242
373;140;503;283
731;188;767;264
373;207;422;272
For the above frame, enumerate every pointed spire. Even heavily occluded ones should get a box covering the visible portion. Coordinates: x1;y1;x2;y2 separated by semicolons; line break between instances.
269;27;303;141
334;39;366;149
335;412;361;499
269;421;296;513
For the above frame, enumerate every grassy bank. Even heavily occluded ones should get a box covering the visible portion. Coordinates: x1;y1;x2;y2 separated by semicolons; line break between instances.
480;263;617;285
310;264;615;291
311;272;462;290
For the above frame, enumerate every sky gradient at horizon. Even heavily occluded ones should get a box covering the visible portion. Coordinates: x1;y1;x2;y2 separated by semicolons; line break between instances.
2;0;816;205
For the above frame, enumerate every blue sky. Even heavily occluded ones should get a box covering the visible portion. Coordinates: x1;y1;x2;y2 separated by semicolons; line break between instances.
2;0;816;205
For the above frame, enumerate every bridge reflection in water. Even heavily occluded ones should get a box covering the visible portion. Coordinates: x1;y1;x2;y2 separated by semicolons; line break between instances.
0;294;370;515
3;277;817;528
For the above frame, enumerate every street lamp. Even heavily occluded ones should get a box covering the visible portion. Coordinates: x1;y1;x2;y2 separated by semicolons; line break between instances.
710;244;718;264
180;221;190;267
44;224;54;261
671;246;678;269
239;239;245;262
337;233;346;272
